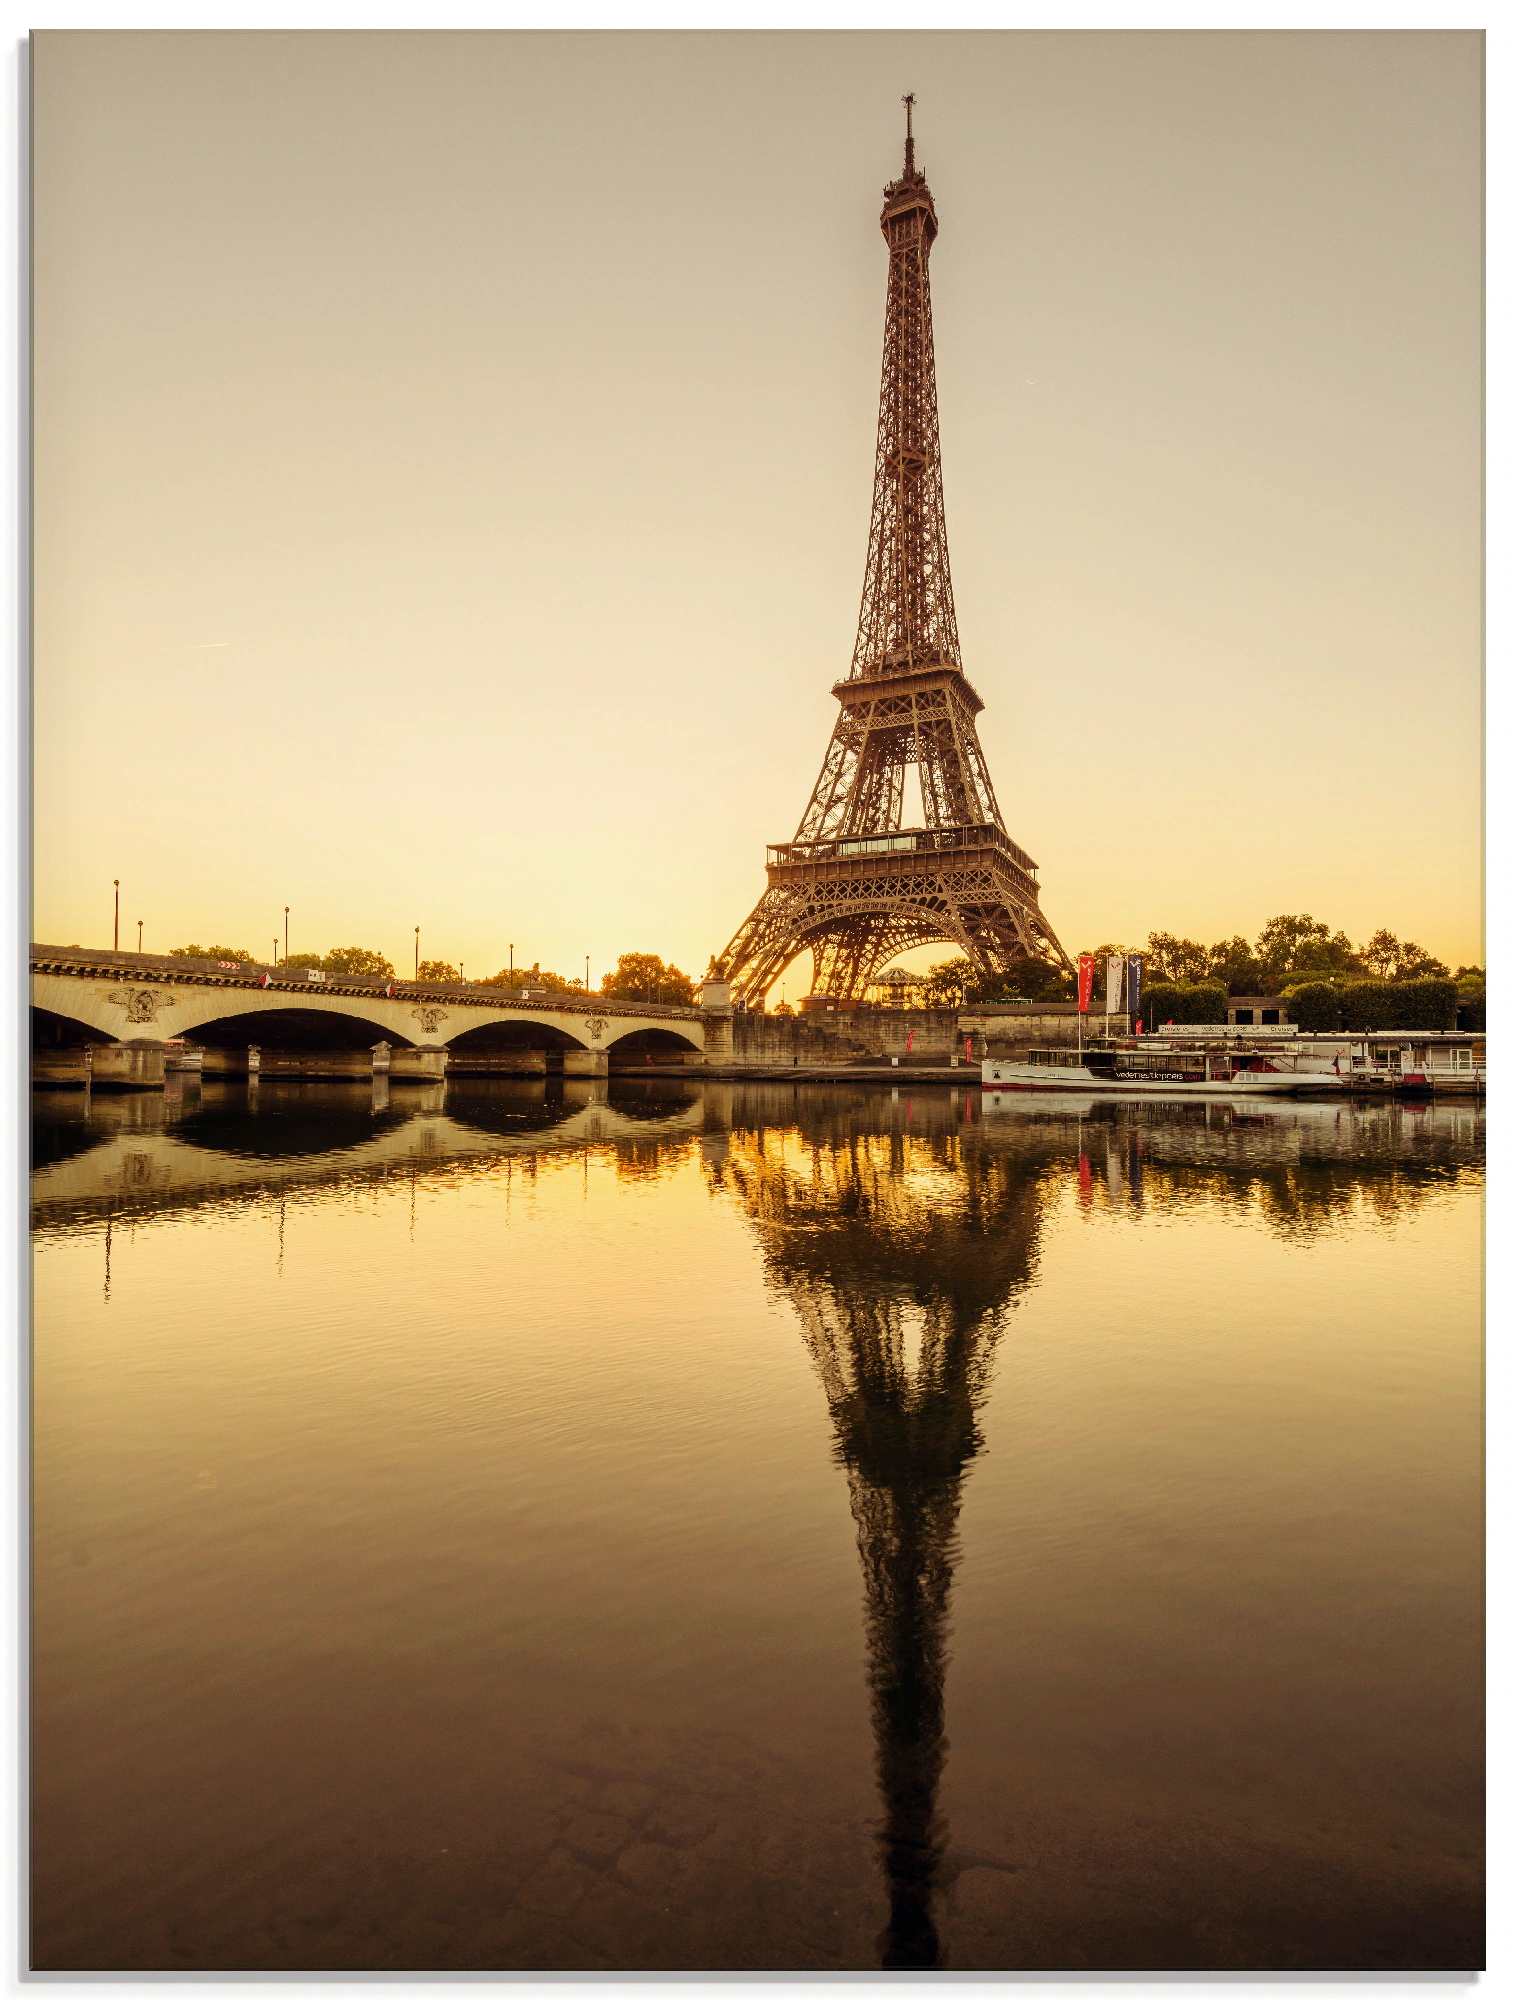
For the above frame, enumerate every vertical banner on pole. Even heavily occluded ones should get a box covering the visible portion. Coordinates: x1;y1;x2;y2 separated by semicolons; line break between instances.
1104;954;1125;1014
1127;952;1144;1028
1077;955;1094;1012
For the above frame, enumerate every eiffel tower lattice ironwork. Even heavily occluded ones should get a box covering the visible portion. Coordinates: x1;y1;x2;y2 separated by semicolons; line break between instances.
715;100;1072;1006
708;1103;1052;1966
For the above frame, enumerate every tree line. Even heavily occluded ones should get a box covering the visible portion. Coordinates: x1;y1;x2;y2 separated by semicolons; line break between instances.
920;915;1481;1008
167;944;698;1005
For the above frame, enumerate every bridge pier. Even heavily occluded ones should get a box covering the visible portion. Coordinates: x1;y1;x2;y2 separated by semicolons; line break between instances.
562;1049;608;1079
390;1047;448;1082
699;979;734;1068
85;1042;168;1091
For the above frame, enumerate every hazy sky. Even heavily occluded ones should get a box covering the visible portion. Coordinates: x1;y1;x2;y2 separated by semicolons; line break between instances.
33;29;1483;985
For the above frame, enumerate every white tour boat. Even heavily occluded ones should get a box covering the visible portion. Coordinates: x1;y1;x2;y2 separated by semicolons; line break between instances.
981;1039;1343;1097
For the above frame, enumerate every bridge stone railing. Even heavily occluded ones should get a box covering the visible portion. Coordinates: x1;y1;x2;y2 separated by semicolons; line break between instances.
29;945;704;1026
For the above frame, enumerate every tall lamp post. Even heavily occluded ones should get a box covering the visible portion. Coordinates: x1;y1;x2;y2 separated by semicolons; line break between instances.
137;921;143;952
284;907;290;963
273;938;279;966
585;954;590;994
112;880;119;951
414;927;420;979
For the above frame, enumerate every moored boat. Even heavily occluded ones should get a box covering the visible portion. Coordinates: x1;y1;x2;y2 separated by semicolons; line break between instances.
982;1038;1343;1096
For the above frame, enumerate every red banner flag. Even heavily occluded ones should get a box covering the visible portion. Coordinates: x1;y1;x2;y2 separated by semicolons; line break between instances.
905;1030;915;1054
1077;954;1094;1012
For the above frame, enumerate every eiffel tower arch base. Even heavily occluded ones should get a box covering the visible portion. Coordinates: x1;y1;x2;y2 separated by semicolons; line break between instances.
721;845;1070;1006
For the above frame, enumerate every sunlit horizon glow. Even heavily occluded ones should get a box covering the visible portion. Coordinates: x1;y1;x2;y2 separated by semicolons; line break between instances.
32;32;1483;986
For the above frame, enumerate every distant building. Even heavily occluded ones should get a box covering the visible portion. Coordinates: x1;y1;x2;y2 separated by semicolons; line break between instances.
1227;994;1290;1028
866;967;927;1008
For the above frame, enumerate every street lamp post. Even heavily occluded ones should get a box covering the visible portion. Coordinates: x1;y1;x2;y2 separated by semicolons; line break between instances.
273;938;279;966
414;927;419;979
284;907;289;962
585;954;590;994
136;920;143;952
113;880;119;951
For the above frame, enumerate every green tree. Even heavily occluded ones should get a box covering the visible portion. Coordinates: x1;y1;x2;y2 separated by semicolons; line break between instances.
282;952;323;971
479;961;578;993
921;955;1071;1006
1292;931;1362;977
1360;929;1402;979
417;959;459;982
1255;914;1332;977
170;944;254;962
1205;936;1266;994
923;957;973;1006
1391;941;1449;980
1142;981;1227;1029
599;953;695;1005
323;946;395;979
1144;932;1210;984
1003;959;1075;1000
1283;982;1342;1032
1360;929;1449;980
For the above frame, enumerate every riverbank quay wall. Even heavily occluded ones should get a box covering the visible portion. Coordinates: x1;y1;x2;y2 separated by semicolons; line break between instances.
727;1002;1134;1068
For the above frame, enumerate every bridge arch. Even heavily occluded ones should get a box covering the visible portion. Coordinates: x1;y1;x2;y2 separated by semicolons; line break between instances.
183;1007;416;1051
28;971;419;1049
32;1004;116;1050
444;1018;590;1054
604;1024;702;1063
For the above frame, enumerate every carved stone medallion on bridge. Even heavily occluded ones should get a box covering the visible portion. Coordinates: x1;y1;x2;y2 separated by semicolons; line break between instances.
587;1018;606;1041
106;986;177;1025
411;1005;449;1034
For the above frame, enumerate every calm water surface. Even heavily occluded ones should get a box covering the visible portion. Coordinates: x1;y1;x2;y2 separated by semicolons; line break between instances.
31;1076;1483;1971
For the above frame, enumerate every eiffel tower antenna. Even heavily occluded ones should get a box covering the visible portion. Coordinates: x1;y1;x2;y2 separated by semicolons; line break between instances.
714;115;1072;1005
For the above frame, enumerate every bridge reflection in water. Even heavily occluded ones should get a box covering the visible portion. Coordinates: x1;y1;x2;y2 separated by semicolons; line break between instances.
30;1079;1482;1971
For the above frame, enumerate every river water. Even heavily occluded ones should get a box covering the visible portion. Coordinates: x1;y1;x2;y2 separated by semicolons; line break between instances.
30;1076;1483;1972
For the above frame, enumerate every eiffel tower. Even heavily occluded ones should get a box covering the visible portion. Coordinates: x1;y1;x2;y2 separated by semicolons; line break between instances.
709;1104;1048;1966
715;101;1072;1007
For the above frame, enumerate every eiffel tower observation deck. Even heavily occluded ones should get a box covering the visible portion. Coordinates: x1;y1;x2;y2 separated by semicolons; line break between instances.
716;101;1072;1007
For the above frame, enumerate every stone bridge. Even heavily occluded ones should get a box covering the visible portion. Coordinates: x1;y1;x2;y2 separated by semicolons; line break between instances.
31;945;728;1085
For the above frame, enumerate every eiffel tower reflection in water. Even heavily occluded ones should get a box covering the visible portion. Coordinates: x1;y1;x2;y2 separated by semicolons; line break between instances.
707;1112;1050;1967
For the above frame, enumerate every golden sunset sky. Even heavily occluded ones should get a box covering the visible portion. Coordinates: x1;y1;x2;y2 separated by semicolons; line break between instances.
32;29;1483;986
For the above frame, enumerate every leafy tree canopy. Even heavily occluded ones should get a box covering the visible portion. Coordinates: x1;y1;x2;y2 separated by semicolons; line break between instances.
171;944;254;962
1359;929;1449;980
1143;933;1210;985
480;962;578;992
417;959;459;983
1255;914;1333;975
921;955;1072;1006
1204;936;1266;993
281;952;323;970
600;953;695;1005
323;946;396;980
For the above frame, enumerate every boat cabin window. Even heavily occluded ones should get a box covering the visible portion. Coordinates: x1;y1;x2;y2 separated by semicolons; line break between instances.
1025;1048;1084;1068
